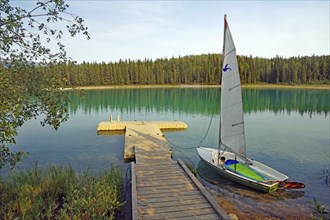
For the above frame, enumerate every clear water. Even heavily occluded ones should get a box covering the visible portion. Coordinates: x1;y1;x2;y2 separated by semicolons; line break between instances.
5;88;330;218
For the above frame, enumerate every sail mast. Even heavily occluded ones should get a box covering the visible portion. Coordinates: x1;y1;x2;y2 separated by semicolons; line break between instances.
218;14;227;152
222;15;227;56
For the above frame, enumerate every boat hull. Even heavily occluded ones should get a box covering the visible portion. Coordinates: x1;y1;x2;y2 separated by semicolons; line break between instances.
197;147;289;193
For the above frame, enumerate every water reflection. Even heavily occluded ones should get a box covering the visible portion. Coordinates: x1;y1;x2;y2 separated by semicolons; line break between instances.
68;88;329;116
243;88;329;116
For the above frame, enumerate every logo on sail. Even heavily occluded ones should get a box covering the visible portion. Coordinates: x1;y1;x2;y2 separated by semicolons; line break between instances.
223;64;232;72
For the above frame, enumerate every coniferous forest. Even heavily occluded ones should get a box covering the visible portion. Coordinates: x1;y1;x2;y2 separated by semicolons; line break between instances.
2;54;330;86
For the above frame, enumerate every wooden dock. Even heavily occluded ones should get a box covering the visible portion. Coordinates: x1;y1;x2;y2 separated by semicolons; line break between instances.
97;120;187;162
97;119;229;219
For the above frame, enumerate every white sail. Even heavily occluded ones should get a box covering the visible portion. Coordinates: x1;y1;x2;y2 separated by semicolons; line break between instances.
220;15;246;158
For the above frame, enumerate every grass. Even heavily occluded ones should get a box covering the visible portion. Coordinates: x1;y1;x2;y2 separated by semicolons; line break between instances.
310;198;330;220
0;164;125;219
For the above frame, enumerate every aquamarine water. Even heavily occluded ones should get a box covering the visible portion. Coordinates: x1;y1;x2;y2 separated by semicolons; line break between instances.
6;88;330;218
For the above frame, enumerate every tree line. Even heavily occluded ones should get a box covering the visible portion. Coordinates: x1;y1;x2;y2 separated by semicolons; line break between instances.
28;54;330;86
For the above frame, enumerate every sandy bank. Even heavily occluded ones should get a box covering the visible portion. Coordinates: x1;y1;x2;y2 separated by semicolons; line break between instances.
63;84;329;91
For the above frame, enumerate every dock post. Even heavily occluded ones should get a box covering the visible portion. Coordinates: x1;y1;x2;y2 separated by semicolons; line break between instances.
110;115;112;122
117;115;120;122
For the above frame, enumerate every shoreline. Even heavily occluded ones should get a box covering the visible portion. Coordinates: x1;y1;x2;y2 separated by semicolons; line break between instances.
64;84;330;90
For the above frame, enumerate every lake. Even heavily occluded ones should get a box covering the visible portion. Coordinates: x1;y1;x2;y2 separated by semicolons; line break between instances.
6;87;330;218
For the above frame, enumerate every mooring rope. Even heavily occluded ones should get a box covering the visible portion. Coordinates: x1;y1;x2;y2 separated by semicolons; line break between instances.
198;113;214;147
164;113;215;166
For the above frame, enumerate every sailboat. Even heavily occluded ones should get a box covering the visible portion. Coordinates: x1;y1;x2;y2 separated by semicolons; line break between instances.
197;15;289;193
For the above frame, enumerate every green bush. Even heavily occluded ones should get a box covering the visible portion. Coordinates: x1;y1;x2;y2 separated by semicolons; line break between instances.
0;164;125;219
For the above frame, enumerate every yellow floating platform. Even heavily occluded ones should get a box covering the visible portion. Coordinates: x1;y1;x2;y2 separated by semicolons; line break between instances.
97;120;188;131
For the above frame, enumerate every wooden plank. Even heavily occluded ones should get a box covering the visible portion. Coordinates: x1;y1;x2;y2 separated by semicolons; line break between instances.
137;198;207;208
136;161;177;167
139;203;212;214
136;167;185;174
131;162;138;220
135;153;171;158
135;168;185;176
175;213;220;220
136;178;192;187
139;209;220;220
136;175;190;182
135;156;171;161
136;165;184;172
137;188;195;196
136;158;173;164
135;172;186;179
137;176;192;186
135;151;171;156
137;191;202;200
139;208;217;218
138;192;204;203
137;184;195;192
134;147;168;152
137;181;192;188
137;183;195;193
135;155;171;160
136;166;183;173
140;208;219;220
137;176;187;182
136;161;176;166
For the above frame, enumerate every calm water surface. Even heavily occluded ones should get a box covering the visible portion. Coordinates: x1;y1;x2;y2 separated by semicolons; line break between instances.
7;88;330;218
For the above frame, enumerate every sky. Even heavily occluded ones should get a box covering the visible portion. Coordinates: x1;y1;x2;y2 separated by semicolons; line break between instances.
16;1;330;63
